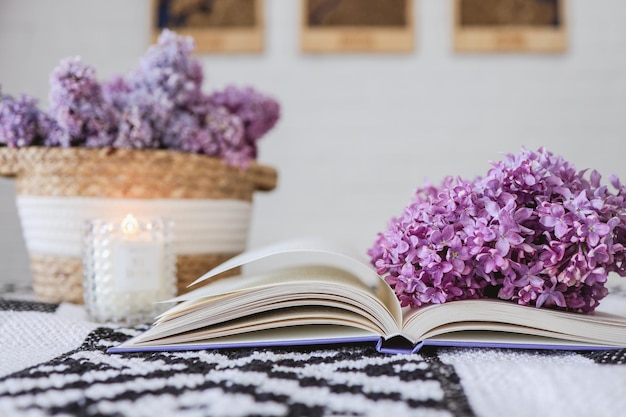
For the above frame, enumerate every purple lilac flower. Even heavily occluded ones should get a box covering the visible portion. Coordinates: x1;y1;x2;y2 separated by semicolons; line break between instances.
208;85;280;165
0;91;49;147
159;110;217;156
109;29;206;149
102;75;131;111
3;30;280;168
128;29;204;111
369;147;626;313
113;104;157;149
205;105;247;166
48;56;118;147
209;85;280;142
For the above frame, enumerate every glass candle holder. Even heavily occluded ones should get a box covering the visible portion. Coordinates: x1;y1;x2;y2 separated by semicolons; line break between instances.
82;214;177;325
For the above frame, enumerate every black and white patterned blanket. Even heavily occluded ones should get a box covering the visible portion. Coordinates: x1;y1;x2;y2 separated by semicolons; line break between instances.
1;295;626;417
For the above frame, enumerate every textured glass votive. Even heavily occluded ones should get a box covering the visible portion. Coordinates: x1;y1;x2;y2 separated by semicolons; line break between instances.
82;214;177;325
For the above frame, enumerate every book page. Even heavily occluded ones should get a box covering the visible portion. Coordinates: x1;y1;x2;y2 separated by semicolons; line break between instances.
400;297;626;347
134;307;385;346
162;266;398;327
115;325;380;352
137;263;404;345
189;237;382;288
183;237;402;324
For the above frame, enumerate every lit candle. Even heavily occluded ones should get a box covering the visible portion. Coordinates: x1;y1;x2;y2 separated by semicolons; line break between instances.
121;214;139;235
82;214;176;325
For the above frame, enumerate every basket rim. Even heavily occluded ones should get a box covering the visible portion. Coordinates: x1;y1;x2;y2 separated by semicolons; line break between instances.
0;146;277;192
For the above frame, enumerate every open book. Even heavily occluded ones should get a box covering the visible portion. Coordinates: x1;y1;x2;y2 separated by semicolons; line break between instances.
109;238;626;354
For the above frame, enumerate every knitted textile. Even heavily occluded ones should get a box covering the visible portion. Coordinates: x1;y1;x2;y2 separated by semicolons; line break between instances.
0;296;625;417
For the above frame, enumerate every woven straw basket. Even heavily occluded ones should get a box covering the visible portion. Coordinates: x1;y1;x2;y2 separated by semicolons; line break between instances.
0;147;277;304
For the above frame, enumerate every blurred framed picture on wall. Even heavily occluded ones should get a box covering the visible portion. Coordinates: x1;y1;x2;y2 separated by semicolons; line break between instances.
153;0;264;53
454;0;567;53
301;0;414;53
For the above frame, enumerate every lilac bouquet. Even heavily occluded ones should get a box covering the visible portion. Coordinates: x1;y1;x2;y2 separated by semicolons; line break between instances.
369;148;626;313
0;30;280;168
0;88;53;148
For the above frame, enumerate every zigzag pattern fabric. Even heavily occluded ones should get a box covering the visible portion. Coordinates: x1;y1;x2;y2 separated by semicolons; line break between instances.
0;297;625;417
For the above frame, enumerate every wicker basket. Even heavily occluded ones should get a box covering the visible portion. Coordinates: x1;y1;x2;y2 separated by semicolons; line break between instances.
0;146;277;304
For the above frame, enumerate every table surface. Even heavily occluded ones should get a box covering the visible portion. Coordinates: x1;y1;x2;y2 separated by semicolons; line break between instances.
1;286;626;417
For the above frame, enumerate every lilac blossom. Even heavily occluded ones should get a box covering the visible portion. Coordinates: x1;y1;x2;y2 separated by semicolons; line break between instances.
1;30;280;169
209;85;281;143
369;147;626;313
48;57;118;147
112;103;157;149
207;85;280;166
205;106;247;166
103;29;279;166
128;29;204;112
0;91;50;147
104;29;205;149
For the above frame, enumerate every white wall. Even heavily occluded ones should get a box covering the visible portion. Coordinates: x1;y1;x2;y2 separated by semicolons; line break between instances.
1;0;625;286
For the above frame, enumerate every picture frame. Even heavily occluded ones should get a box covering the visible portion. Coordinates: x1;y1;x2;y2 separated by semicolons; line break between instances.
301;0;415;53
152;0;264;53
453;0;567;53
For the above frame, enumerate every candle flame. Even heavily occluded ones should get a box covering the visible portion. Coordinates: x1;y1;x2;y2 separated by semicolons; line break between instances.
121;214;139;236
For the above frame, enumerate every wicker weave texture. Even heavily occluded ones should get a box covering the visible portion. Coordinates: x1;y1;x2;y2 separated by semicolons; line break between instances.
30;253;242;304
30;254;84;304
1;146;276;304
0;147;277;200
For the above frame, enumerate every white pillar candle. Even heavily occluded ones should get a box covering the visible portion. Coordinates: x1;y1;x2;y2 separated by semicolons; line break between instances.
82;214;177;325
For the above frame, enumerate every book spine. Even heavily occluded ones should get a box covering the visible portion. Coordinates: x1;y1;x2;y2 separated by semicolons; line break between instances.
375;337;422;354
